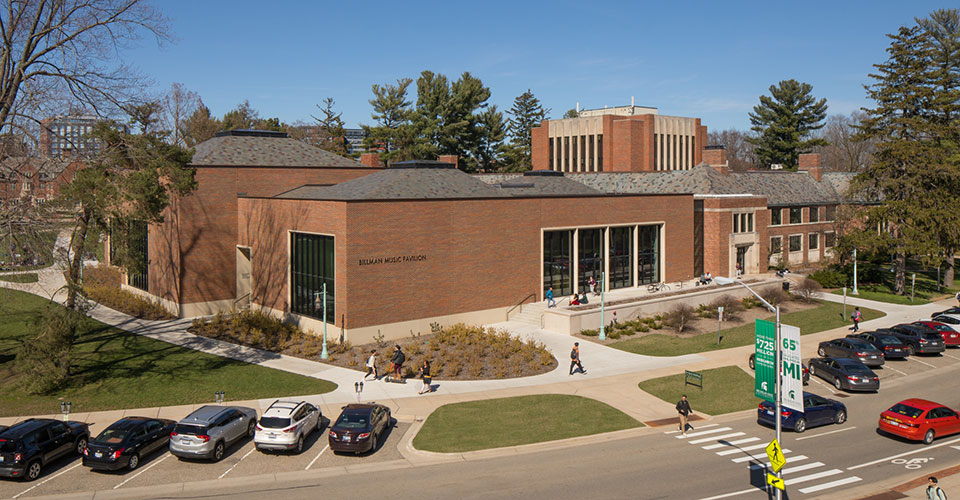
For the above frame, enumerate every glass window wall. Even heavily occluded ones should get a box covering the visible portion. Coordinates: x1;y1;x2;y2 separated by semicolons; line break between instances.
291;232;335;322
578;229;604;294
609;227;633;290
638;225;660;285
543;230;573;297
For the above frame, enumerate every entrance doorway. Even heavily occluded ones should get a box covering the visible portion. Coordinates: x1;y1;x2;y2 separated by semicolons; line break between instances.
736;245;748;277
236;246;252;308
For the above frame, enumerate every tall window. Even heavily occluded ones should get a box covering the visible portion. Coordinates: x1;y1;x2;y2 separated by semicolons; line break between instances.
733;213;754;234
588;135;594;171
128;221;148;291
825;205;837;221
770;236;782;254
543;230;573;297
789;207;802;224
789;234;802;252
809;206;820;223
637;225;660;285
578;229;604;294
597;134;603;171
809;233;819;250
549;138;555;170
771;208;782;226
609;227;633;290
291;232;335;323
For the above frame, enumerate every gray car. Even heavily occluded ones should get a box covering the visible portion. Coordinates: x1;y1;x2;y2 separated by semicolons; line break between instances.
169;406;258;461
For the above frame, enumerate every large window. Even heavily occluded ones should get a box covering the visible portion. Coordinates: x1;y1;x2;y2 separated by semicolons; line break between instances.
789;234;803;252
789;207;802;224
771;208;782;226
578;229;604;294
609;227;633;290
733;213;754;234
809;233;819;250
825;205;837;221
291;232;335;323
809;206;820;223
543;230;573;297
770;236;782;254
637;225;660;285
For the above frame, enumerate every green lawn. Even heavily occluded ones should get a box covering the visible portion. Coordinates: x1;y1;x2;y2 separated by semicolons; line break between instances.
0;273;39;283
413;395;641;453
829;262;959;305
610;300;885;356
0;288;336;417
638;366;759;415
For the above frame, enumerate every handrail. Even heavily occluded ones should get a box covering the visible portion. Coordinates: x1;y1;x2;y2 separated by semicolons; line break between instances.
505;292;537;321
233;291;251;310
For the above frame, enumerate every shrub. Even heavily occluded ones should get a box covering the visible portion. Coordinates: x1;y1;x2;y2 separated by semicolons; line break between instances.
809;269;848;288
637;324;650;333
705;295;744;321
760;286;790;307
794;278;823;302
607;330;621;339
741;296;761;309
83;283;174;320
580;328;599;337
665;303;697;333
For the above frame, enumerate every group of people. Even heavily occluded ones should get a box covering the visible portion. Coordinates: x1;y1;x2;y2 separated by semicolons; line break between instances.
546;276;602;308
363;345;433;395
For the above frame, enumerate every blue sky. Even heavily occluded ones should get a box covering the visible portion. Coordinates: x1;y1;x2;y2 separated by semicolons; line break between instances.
127;0;952;132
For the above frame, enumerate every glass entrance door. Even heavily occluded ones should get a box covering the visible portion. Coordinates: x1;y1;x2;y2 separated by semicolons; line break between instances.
543;230;573;297
638;225;660;285
736;245;748;276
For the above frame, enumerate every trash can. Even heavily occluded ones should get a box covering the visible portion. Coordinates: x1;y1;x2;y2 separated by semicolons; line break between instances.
782;281;790;292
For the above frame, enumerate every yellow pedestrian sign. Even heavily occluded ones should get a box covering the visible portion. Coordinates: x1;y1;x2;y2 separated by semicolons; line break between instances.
767;473;785;491
765;439;786;472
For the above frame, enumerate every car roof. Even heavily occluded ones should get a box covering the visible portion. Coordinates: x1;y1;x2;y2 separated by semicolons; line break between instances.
893;399;945;410
263;400;310;418
0;418;57;438
845;338;874;347
180;405;234;424
106;417;154;430
341;403;381;413
834;358;865;366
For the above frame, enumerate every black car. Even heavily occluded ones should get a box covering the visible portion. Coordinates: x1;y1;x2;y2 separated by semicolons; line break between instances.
328;404;392;454
748;353;809;384
83;417;175;471
847;331;910;359
817;338;885;367
758;392;847;433
0;418;89;481
808;357;880;392
882;324;945;355
934;306;960;317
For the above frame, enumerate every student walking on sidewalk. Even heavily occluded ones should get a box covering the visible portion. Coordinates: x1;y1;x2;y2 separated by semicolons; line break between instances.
850;307;862;332
418;360;432;395
677;395;693;435
569;342;586;375
926;477;947;500
364;350;379;380
546;287;556;308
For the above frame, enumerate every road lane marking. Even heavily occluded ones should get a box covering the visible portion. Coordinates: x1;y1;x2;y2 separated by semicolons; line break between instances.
789;469;843;484
794;426;857;441
797;476;862;493
848;437;960;470
676;427;732;439
884;365;908;376
698;487;764;500
305;444;329;470
13;462;82;499
942;352;960;361
218;447;255;479
717;443;769;456
114;453;171;489
907;356;937;368
730;450;794;463
665;423;718;435
689;432;745;444
745;455;808;468
703;437;759;450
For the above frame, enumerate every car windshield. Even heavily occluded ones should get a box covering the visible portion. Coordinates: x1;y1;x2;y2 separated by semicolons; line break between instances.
173;424;208;435
0;438;17;452
922;333;942;340
93;428;130;444
888;403;923;419
334;413;369;429
845;364;873;375
849;341;877;351
259;417;291;429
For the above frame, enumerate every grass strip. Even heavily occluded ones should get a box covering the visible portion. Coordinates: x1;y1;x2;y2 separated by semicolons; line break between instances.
413;394;641;453
638;366;759;416
0;273;39;283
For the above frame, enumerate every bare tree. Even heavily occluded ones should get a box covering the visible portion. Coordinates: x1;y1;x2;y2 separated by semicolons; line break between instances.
707;128;757;171
162;83;200;147
812;112;874;171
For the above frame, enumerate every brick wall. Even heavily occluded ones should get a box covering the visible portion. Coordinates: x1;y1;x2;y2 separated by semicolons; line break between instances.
531;121;549;171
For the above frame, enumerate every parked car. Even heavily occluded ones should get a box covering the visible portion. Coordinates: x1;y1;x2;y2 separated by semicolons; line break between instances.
846;331;911;359
328;404;392;454
934;306;960;317
748;353;809;384
914;320;960;347
758;392;847;433
882;324;946;355
83;417;175;471
931;314;960;333
817;338;885;367
0;418;89;481
808;357;880;392
169;406;257;461
878;399;960;444
254;400;321;454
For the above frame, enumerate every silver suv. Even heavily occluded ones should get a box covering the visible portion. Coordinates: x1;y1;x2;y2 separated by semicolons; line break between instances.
254;400;321;454
169;406;258;461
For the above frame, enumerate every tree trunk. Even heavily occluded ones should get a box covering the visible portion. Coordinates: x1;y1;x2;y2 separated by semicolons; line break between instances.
65;207;90;310
945;254;955;288
894;250;907;296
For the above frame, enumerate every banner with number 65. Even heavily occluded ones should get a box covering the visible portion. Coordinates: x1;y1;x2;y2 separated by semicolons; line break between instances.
780;324;803;413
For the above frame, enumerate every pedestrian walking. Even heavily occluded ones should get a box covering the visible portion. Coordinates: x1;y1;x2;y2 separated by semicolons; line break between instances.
850;306;862;332
389;344;405;381
569;342;586;375
926;477;947;500
364;349;379;380
676;395;693;435
546;287;556;308
418;360;432;395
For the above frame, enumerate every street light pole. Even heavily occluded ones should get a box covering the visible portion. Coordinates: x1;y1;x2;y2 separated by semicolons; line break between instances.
852;247;859;295
599;272;606;340
321;282;329;360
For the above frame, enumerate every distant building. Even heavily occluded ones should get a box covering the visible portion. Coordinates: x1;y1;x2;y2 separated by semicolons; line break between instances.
40;115;103;158
344;128;366;153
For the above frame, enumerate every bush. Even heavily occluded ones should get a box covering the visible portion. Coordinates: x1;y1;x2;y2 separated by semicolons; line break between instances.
741;296;761;309
580;329;599;337
665;303;697;333
794;278;823;302
760;286;790;307
698;295;744;321
809;269;848;288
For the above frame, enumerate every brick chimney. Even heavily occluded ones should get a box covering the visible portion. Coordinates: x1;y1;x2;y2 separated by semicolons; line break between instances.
438;154;459;169
360;152;382;168
702;145;728;175
798;153;822;182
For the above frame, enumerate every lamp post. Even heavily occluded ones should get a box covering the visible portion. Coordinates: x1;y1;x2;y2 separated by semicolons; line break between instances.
321;283;329;360
59;401;71;422
598;272;606;340
851;247;859;295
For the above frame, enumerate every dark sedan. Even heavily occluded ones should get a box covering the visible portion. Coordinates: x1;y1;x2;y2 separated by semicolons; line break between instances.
83;417;175;471
328;404;392;454
934;306;960;317
0;418;89;481
817;338;885;367
758;392;847;433
847;331;910;359
808;357;880;392
882;324;945;355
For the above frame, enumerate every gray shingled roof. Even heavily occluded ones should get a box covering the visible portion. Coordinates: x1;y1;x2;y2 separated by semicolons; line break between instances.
191;135;363;167
475;173;602;196
0;157;71;179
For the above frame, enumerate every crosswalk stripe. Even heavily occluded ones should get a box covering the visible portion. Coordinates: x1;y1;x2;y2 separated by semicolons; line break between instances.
781;461;825;474
676;427;733;439
797;476;861;493
717;443;772;456
665;423;718;434
703;437;760;450
731;450;794;463
788;469;843;485
748;457;813;470
689;432;745;444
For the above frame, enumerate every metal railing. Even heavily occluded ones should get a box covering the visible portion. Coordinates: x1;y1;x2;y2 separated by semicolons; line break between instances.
505;292;537;321
233;292;251;311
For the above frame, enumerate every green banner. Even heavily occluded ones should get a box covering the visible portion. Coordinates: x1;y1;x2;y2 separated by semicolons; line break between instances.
755;319;776;401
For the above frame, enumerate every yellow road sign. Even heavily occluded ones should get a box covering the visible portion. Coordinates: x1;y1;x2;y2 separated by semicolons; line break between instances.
765;439;786;472
767;473;785;490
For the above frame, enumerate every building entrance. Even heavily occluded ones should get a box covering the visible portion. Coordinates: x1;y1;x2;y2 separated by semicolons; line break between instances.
736;245;748;276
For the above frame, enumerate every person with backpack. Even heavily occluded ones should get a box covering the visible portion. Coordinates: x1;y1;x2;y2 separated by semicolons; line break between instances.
676;395;693;435
569;342;586;375
389;344;406;381
850;307;862;332
926;476;947;500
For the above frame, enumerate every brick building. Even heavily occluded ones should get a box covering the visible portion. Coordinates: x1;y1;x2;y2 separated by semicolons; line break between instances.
0;156;80;207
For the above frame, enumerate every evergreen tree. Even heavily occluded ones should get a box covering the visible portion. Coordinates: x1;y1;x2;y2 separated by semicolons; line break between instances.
473;105;507;171
222;100;260;130
361;78;413;164
505;89;550;171
312;97;348;155
747;79;829;169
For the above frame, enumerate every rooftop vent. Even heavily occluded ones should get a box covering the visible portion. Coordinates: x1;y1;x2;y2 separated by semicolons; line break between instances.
499;182;535;189
389;160;456;169
522;170;564;177
215;129;289;138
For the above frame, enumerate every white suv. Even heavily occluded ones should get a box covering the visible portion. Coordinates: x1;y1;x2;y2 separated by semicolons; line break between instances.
254;400;321;454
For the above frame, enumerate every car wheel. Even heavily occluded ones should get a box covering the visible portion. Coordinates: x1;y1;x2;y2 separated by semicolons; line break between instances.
835;410;847;425
923;429;935;445
748;355;755;370
128;453;140;471
809;365;816;376
818;347;826;356
794;417;807;433
296;435;304;454
371;433;378;453
908;345;916;356
247;421;255;438
212;441;225;462
25;461;41;481
75;437;87;455
834;377;842;390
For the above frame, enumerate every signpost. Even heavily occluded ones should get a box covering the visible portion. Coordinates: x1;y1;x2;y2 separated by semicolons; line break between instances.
754;320;776;401
767;473;785;491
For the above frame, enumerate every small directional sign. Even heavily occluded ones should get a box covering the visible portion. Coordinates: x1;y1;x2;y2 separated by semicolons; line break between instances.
765;439;786;472
767;473;785;491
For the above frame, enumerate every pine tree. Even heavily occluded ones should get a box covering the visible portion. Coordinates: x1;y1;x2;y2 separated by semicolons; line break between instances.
505;90;550;171
747;80;829;169
312;97;348;156
473;105;507;171
361;78;413;164
181;101;221;148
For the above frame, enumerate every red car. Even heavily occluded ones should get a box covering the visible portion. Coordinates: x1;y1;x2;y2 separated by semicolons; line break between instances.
914;320;960;346
878;399;960;444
